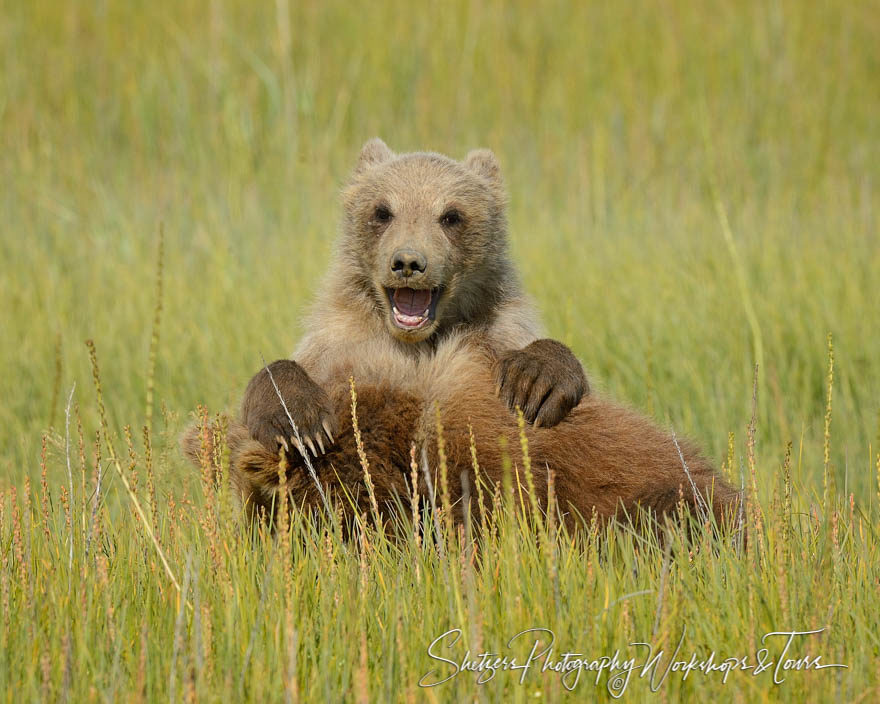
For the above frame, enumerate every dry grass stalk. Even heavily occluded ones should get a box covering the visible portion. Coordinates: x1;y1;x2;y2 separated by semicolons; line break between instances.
356;520;370;704
277;450;292;600
84;431;103;562
516;408;544;535
75;403;87;538
0;493;9;634
746;364;764;560
672;430;711;525
123;424;139;497
467;423;487;529
10;488;28;608
86;339;185;603
823;332;834;514
143;425;159;537
195;407;223;575
349;377;380;525
145;223;164;435
546;463;561;612
63;383;76;584
408;443;421;548
39;434;51;543
434;405;455;542
489;480;502;546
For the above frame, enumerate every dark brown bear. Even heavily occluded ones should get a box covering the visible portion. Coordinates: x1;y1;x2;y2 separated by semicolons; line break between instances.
184;140;739;532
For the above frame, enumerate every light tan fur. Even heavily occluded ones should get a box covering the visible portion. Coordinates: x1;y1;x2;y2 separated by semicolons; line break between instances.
294;140;541;390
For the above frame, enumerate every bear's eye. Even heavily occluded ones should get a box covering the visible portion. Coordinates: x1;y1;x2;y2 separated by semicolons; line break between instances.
373;206;393;224
440;209;462;227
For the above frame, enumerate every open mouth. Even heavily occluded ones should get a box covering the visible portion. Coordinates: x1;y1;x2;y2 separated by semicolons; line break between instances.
385;287;440;330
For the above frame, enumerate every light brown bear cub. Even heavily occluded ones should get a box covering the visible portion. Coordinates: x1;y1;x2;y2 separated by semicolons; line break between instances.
186;140;738;531
242;138;588;456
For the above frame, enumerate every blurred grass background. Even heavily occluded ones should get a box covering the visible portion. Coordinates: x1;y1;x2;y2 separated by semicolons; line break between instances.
2;0;878;493
2;2;880;701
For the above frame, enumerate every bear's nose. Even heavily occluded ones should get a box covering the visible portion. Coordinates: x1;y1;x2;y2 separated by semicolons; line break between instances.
390;249;427;278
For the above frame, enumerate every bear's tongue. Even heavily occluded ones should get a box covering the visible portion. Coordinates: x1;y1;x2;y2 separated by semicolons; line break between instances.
392;288;432;316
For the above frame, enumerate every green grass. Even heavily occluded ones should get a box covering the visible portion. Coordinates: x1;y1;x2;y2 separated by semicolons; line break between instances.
1;0;879;700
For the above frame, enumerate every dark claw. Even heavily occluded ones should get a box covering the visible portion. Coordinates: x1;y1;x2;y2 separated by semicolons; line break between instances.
241;359;339;457
494;339;588;429
322;420;335;444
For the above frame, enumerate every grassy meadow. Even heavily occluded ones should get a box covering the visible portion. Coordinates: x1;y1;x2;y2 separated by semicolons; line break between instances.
1;0;879;700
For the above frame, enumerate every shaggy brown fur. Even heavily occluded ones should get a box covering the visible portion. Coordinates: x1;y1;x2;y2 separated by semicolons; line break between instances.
185;139;739;534
183;341;739;533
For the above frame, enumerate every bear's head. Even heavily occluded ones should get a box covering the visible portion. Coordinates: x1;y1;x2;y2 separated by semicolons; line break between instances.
338;138;516;344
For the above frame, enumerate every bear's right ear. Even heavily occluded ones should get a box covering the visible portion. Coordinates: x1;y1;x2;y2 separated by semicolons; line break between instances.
463;148;503;189
354;138;394;175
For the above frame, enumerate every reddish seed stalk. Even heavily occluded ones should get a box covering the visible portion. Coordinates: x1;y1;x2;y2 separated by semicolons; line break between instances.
350;377;380;526
823;333;834;515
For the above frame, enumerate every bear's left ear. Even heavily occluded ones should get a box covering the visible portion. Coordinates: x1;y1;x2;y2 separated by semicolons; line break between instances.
354;138;394;174
463;148;503;188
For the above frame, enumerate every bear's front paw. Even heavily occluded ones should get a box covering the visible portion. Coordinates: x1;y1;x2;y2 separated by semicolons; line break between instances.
241;359;338;458
494;339;589;428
